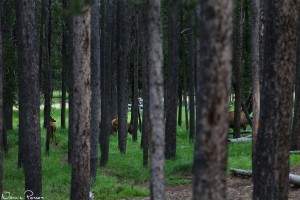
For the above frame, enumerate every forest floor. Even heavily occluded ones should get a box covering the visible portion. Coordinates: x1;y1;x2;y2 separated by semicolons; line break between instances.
127;165;300;200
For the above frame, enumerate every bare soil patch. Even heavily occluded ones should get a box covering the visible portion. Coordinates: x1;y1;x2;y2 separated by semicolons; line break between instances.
128;165;300;200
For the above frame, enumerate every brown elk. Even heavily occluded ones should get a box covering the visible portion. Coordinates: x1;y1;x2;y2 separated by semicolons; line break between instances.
50;116;57;143
228;111;248;130
99;118;133;135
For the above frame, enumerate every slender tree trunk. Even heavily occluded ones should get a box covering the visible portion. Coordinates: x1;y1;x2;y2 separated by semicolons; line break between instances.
177;87;182;127
0;7;3;196
189;15;195;141
183;66;189;130
117;0;129;154
251;0;260;160
90;0;101;182
146;0;165;198
252;1;299;199
193;0;233;199
3;102;12;130
233;0;243;139
19;0;42;197
70;4;91;200
131;11;139;142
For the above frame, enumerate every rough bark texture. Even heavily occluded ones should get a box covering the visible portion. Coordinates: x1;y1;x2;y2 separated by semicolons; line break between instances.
90;0;101;182
189;14;195;141
0;7;3;196
140;9;150;166
70;6;91;200
117;0;129;154
165;0;179;160
252;1;299;199
193;0;232;199
233;0;243;139
291;15;300;151
19;0;42;197
131;11;139;142
100;0;112;166
146;0;165;199
251;0;260;161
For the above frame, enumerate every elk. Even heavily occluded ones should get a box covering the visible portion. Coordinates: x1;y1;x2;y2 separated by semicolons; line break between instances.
50;116;57;142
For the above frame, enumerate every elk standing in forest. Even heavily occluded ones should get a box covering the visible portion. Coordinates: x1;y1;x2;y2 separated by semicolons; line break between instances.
228;111;248;130
50;116;57;142
99;118;133;135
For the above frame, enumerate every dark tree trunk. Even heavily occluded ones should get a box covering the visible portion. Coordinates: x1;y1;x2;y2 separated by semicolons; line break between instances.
251;0;260;160
145;0;165;198
252;1;299;199
189;15;195;141
44;0;52;155
18;0;42;197
165;0;179;160
60;0;68;129
291;15;300;151
131;11;139;142
117;0;129;154
140;9;149;166
15;0;25;169
233;0;243;139
193;0;233;199
90;0;101;182
100;0;113;166
183;66;189;130
111;2;118;120
70;5;91;200
0;7;3;196
3;102;12;130
177;87;182;127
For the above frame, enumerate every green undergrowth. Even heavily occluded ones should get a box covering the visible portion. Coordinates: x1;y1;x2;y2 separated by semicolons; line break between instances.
3;108;300;199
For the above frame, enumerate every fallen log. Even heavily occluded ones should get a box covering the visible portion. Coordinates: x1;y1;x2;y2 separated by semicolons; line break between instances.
230;168;300;186
290;151;300;155
228;135;252;143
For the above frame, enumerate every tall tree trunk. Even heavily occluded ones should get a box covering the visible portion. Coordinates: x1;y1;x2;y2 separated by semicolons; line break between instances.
19;0;42;197
60;0;68;129
15;0;25;169
3;102;12;130
189;15;195;141
233;0;243;139
117;0;129;154
193;0;232;199
177;87;182;127
90;0;101;182
146;0;165;198
165;0;179;160
291;15;300;151
251;0;260;160
70;4;91;200
100;0;113;166
0;6;3;196
183;66;189;130
252;1;299;199
131;11;139;142
140;9;150;166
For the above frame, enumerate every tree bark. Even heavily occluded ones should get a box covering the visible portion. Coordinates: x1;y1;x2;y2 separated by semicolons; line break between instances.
193;0;233;199
233;0;243;139
189;14;195;141
165;0;179;160
146;0;165;199
252;1;299;199
90;0;101;182
19;0;42;197
70;4;91;200
0;6;3;196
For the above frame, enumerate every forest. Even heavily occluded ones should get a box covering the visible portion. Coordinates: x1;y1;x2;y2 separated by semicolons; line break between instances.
1;0;300;199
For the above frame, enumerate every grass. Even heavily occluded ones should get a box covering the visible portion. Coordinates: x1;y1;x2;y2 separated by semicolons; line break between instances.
3;108;300;199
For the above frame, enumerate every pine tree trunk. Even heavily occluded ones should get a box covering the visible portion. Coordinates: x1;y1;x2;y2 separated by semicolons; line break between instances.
70;5;91;200
165;0;179;160
0;8;3;196
253;1;299;199
193;0;233;199
90;0;101;182
146;0;165;198
19;0;42;197
189;15;195;141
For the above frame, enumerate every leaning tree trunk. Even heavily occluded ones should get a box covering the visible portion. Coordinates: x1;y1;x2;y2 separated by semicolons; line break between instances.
252;1;299;199
233;0;243;139
90;0;101;182
165;0;179;160
70;4;91;200
145;0;165;199
19;0;42;197
193;0;233;199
